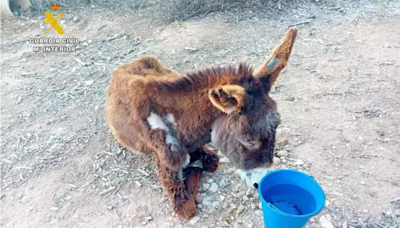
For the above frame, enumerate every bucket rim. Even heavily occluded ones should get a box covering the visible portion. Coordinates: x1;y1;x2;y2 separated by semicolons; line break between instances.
257;169;326;218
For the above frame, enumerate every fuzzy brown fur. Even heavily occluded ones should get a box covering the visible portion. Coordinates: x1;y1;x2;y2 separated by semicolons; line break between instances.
105;27;298;219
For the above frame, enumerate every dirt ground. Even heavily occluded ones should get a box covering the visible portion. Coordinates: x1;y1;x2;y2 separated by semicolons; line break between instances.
1;1;400;228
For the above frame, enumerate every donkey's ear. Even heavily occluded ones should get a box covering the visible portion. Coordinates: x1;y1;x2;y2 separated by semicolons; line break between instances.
255;27;298;90
209;85;245;114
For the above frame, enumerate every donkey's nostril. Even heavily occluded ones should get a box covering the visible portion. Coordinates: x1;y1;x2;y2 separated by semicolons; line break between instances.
253;183;259;189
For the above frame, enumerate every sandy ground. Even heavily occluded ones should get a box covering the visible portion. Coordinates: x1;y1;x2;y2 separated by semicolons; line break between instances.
1;1;400;227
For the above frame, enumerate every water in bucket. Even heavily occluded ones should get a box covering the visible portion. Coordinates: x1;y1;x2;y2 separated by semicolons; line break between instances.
258;169;325;228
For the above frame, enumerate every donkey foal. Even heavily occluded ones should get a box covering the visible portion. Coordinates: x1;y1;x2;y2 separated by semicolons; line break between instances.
105;27;298;219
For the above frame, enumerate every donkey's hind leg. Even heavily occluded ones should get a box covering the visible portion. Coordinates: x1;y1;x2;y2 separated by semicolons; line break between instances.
155;154;202;219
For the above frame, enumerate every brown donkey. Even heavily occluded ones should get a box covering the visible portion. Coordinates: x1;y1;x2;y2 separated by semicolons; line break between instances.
105;27;298;219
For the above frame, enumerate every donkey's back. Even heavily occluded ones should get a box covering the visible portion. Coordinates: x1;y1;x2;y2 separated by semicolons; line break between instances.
105;56;181;154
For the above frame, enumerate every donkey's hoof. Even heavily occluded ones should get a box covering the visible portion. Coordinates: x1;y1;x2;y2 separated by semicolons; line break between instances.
202;153;219;173
173;198;196;219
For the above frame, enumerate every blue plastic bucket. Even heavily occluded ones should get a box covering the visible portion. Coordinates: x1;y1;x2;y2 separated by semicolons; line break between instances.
258;169;325;228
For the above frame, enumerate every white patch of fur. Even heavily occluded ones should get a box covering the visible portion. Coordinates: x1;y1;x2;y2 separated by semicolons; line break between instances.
165;113;177;130
165;133;180;152
178;171;183;180
182;154;191;168
147;112;181;152
236;168;275;189
210;126;216;143
187;159;203;169
147;112;168;131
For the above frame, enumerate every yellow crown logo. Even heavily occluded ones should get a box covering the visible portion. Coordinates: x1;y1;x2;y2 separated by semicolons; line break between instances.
50;4;61;10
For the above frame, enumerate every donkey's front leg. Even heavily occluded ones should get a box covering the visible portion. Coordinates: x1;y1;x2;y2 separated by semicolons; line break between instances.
149;128;190;172
155;154;202;219
190;144;220;173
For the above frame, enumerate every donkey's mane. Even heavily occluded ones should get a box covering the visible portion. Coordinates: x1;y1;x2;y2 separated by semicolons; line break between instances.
153;62;254;92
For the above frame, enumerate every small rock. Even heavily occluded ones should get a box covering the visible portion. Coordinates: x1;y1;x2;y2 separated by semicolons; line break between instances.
362;209;368;213
88;39;92;44
246;221;254;228
237;205;245;214
319;215;334;228
273;157;281;165
202;183;210;190
73;16;80;23
212;201;220;208
325;200;330;207
202;196;213;207
219;195;225;201
222;201;229;209
226;168;236;174
277;150;288;157
242;196;250;201
184;47;198;53
48;143;63;153
342;221;348;228
246;188;253;196
219;179;227;188
207;179;214;183
208;183;219;193
279;138;289;146
258;202;262;209
233;221;242;228
219;157;230;163
294;159;305;166
255;210;263;216
195;193;203;203
85;79;94;86
189;216;200;225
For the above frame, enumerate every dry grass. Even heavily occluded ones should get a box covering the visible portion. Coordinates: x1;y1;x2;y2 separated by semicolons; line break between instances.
24;0;310;22
152;0;308;23
27;0;148;14
29;0;91;13
153;0;246;23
